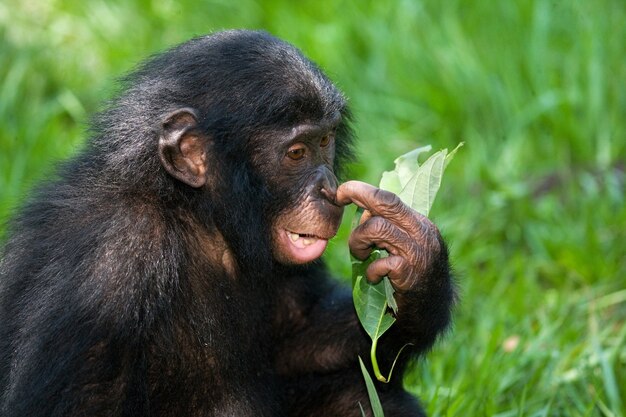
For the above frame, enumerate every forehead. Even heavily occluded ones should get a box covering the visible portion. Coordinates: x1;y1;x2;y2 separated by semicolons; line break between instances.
208;33;346;126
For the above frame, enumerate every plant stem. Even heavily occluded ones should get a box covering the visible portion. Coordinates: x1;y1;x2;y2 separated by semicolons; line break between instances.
370;338;387;382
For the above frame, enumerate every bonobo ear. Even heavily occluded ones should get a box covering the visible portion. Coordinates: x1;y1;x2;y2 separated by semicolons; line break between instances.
158;108;207;188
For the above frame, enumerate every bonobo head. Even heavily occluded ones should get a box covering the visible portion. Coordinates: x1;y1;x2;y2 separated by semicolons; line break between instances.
93;30;353;266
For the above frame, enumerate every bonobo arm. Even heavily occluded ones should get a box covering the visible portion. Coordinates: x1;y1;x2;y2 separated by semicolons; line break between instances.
0;189;176;417
274;181;455;380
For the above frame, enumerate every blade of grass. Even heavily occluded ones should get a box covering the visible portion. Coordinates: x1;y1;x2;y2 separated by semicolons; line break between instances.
359;356;385;417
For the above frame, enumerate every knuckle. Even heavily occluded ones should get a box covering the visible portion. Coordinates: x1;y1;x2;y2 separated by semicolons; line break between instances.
368;216;390;236
388;255;404;271
367;217;402;245
373;189;403;213
387;257;413;291
415;217;442;246
425;224;444;254
422;216;439;234
348;231;371;252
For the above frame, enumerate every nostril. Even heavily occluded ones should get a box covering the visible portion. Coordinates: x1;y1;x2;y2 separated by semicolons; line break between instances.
319;187;339;206
312;167;339;205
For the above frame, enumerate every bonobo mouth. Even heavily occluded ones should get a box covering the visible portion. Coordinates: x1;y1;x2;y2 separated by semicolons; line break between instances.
280;229;332;263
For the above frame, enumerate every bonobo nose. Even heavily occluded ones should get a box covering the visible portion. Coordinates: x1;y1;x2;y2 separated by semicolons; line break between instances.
313;167;339;205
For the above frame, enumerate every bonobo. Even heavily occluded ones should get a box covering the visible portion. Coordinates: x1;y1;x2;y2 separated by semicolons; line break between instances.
0;30;454;417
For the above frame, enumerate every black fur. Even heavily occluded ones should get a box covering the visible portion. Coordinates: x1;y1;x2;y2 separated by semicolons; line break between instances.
0;30;454;416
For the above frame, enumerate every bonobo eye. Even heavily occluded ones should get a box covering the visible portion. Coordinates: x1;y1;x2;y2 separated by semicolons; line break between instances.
287;145;306;161
320;133;333;148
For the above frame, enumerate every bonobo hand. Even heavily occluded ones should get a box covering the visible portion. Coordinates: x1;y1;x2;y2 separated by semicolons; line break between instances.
336;181;444;292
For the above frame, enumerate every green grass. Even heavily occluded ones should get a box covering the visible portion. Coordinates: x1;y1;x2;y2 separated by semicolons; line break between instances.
1;0;624;416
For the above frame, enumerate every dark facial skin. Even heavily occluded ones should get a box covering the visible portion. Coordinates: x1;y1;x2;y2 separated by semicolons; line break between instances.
262;116;344;264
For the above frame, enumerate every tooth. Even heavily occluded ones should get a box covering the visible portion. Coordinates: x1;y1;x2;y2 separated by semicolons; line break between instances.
302;238;315;246
289;232;300;242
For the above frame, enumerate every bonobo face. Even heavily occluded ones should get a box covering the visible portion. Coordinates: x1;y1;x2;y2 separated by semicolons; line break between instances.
157;108;346;266
154;31;352;266
255;114;345;265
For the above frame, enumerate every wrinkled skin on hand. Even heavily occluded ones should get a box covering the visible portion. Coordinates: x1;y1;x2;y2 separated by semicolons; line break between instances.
336;180;445;293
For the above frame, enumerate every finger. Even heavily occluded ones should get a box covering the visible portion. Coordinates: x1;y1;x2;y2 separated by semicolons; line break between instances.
337;181;428;237
337;181;387;208
349;216;415;261
365;255;413;290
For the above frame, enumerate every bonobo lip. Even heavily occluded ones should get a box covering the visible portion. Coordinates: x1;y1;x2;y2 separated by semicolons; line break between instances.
280;229;333;263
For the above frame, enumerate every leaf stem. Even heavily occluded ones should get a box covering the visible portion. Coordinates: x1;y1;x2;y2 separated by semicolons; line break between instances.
370;338;387;382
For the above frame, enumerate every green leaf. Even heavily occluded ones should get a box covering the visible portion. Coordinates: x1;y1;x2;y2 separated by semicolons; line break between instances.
378;170;402;195
398;149;446;217
444;142;464;169
393;144;432;188
383;277;397;315
378;145;432;193
359;356;385;417
352;255;396;342
352;249;396;382
351;143;462;388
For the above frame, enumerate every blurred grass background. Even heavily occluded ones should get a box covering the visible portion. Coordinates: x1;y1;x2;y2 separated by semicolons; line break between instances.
1;0;624;415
